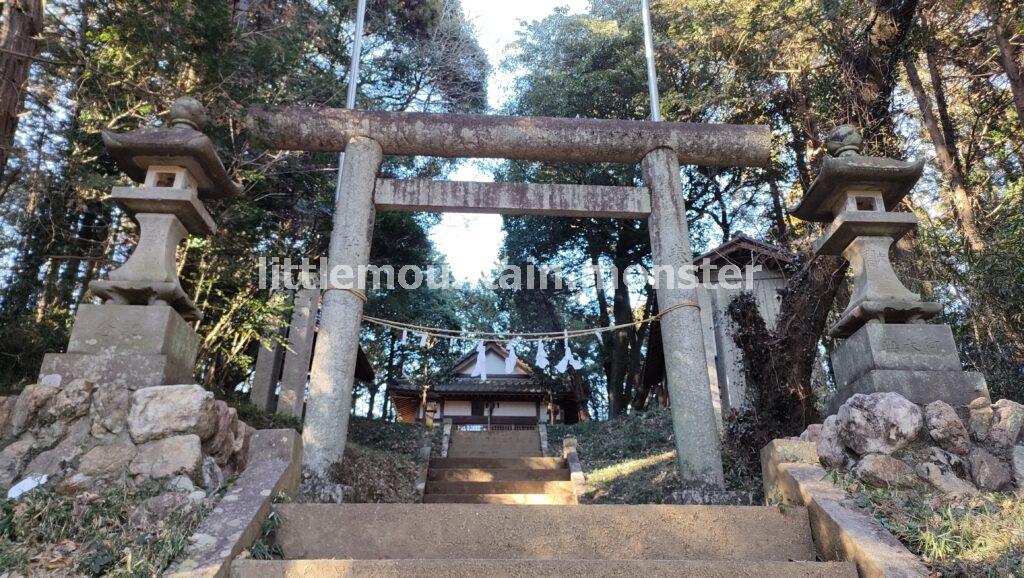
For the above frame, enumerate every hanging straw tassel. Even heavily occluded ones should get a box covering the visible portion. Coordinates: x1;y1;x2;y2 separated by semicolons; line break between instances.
399;329;408;345
470;341;488;381
419;332;429;348
505;339;518;373
534;340;549;369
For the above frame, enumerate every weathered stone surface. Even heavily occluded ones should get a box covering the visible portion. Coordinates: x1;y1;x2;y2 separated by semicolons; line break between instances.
915;461;977;495
38;304;199;388
203;401;238;467
375;178;652;219
8;383;58;437
23;418;91;478
277;289;317;418
246;106;772;167
817;416;850;469
968;397;993;442
853;454;915;488
31;419;69;451
798;424;822;443
0;396;16;437
201;456;224;493
642;147;725;490
924;400;971;455
837;393;922;455
168;474;196;494
128;384;216;444
0;436;36;488
829;369;988;415
989;399;1024;448
230;420;255;473
968;447;1012;491
90;382;133;437
1012;445;1024;490
130;491;194;528
831;324;961;389
165;430;302;578
43;379;94;421
78;440;138;480
130;434;203;481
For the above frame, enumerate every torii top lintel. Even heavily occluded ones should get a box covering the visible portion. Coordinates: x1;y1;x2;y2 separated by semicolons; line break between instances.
245;106;771;168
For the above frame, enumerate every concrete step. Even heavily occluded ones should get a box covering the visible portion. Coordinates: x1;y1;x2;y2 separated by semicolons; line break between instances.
422;493;578;504
232;558;858;578
273;504;818;561
447;447;542;458
424;480;575;495
430;457;564;469
428;467;570;482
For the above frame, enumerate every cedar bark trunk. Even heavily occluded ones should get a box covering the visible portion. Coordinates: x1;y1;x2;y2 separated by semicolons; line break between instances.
0;0;44;182
993;17;1024;130
903;55;986;251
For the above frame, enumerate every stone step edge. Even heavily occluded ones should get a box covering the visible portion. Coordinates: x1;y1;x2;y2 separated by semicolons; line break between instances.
230;558;858;578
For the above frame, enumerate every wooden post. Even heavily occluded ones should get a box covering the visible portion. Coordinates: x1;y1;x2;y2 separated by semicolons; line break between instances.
302;136;382;475
642;147;726;490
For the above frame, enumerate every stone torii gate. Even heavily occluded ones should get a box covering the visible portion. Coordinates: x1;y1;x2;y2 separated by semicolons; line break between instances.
246;107;771;495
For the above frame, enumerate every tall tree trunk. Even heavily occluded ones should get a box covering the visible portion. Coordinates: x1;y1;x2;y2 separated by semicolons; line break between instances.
606;263;633;416
0;0;44;182
993;16;1024;129
903;55;986;251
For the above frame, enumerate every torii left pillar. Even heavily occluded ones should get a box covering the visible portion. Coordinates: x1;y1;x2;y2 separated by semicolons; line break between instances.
302;137;382;481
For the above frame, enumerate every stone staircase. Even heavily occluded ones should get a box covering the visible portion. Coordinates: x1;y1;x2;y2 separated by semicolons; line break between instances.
426;428;576;504
231;503;857;577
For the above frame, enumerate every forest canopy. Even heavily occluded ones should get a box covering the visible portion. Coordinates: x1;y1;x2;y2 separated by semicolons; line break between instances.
0;0;1022;425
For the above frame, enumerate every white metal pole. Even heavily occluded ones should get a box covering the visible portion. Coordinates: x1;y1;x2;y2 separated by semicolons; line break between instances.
641;0;661;122
334;0;368;203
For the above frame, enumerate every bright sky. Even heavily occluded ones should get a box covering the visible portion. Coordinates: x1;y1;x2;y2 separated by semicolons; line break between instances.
428;0;590;282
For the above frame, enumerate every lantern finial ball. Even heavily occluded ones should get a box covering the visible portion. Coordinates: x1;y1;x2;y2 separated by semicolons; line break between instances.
168;96;209;131
826;124;863;157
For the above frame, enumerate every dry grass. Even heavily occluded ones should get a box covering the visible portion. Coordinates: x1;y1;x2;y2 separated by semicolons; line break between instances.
549;409;763;503
0;480;206;576
832;471;1024;576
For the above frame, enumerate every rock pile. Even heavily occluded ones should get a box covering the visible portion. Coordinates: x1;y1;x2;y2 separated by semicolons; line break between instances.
804;392;1023;494
0;381;253;495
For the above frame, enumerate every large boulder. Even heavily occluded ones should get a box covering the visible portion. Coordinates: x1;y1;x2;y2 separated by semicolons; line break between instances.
1013;445;1024;490
201;401;238;467
837;393;923;455
968;397;993;442
0;397;16;437
130;434;203;482
8;383;58;437
853;454;915;488
989;399;1024;448
0;436;36;488
968;447;1012;491
817;415;851;469
22;417;91;478
90;383;133;438
916;460;977;495
127;384;217;444
924;400;971;455
42;379;94;422
77;440;138;481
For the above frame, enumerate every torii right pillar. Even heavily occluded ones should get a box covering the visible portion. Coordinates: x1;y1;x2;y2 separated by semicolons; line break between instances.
793;126;989;415
643;147;728;499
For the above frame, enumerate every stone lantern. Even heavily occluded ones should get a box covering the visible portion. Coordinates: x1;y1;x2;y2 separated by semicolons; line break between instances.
38;97;240;388
794;125;988;413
